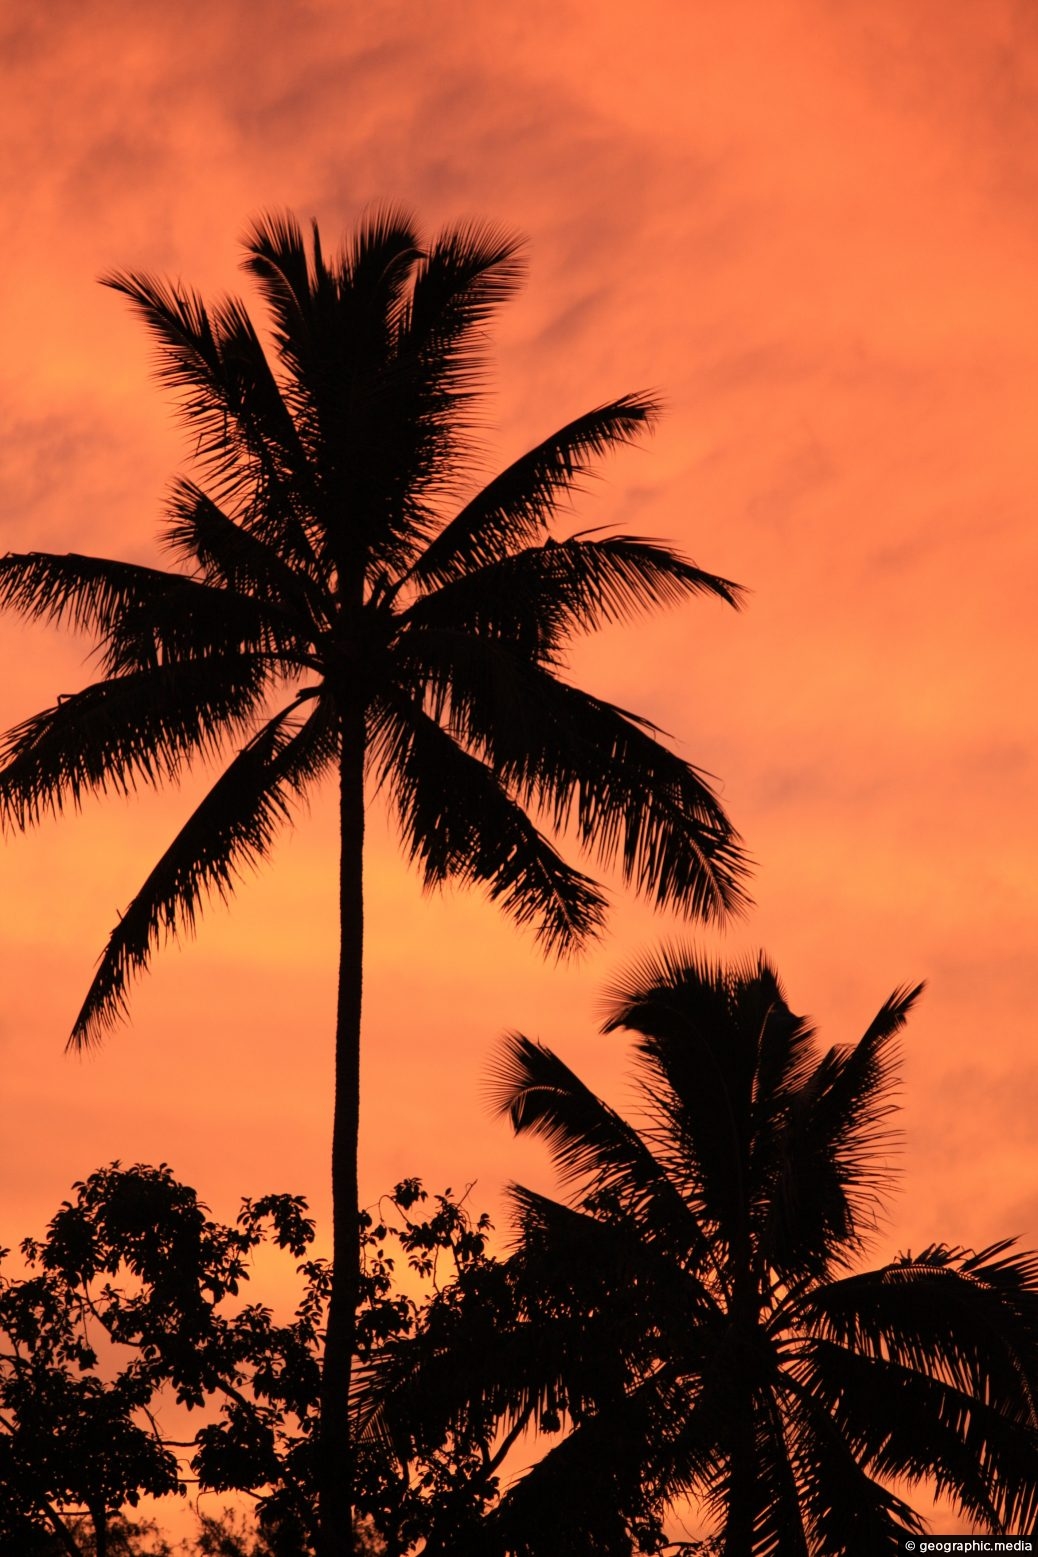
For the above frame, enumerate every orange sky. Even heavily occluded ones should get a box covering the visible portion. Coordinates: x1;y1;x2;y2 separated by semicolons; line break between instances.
2;0;1037;1535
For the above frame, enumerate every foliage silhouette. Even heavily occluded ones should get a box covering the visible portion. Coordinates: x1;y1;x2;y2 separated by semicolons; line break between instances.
0;1507;359;1557
0;209;750;1554
0;1514;175;1557
0;1164;322;1553
0;1163;509;1557
360;951;1038;1554
352;1180;518;1556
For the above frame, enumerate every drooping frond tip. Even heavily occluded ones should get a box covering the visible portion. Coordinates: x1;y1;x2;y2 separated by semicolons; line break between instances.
867;979;926;1036
419;215;528;311
66;696;336;1051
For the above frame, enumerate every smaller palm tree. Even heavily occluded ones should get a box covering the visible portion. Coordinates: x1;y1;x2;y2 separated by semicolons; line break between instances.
364;951;1038;1555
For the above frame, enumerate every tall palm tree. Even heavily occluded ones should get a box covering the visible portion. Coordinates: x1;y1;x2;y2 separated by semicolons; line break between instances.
0;213;749;1554
367;951;1038;1553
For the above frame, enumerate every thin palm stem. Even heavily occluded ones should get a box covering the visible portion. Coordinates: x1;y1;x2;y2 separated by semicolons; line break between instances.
320;704;366;1557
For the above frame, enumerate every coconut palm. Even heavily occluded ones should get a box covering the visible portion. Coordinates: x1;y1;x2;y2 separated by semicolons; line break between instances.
365;952;1038;1553
0;213;749;1554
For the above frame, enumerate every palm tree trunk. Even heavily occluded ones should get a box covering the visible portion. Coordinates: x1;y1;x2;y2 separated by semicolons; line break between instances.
723;1276;757;1557
318;704;366;1557
723;1424;756;1557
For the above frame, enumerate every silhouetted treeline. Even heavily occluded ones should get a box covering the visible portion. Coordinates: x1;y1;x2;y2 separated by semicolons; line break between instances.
4;954;1038;1554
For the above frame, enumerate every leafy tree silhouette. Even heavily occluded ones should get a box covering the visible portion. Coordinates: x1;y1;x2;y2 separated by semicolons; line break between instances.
0;212;749;1555
1;1161;477;1555
364;952;1038;1553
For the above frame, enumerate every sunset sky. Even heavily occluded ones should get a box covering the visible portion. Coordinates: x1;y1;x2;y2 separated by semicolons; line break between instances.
2;0;1037;1536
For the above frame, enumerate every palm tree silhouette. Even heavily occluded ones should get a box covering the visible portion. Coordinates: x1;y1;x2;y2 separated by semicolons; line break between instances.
371;951;1038;1553
0;213;749;1554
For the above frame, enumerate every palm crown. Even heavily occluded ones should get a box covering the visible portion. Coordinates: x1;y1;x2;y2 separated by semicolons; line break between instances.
367;952;1038;1554
0;212;750;1553
0;211;747;1046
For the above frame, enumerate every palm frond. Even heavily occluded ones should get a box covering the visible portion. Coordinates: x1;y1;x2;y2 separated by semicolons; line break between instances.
237;209;324;425
399;532;741;665
243;209;419;387
0;550;197;639
359;221;527;550
340;207;422;298
69;693;336;1048
338;205;425;387
798;984;921;1196
359;1294;629;1474
161;478;328;630
0;655;272;829
797;1334;1038;1530
0;549;295;673
239;209;314;354
244;210;463;579
101;273;249;496
102;270;328;585
507;1184;721;1336
599;951;826;1254
356;1312;563;1464
405;219;527;395
800;1242;1038;1403
741;1395;812;1557
489;1036;716;1269
369;694;607;954
489;1436;638;1557
197;293;326;567
485;1363;717;1557
601;948;814;1098
756;984;923;1278
241;207;419;449
405;397;659;589
101;270;220;400
778;1368;927;1550
360;218;525;574
394;631;750;923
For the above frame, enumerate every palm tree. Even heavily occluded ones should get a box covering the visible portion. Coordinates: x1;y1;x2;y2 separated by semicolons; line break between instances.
0;213;749;1555
367;951;1038;1553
